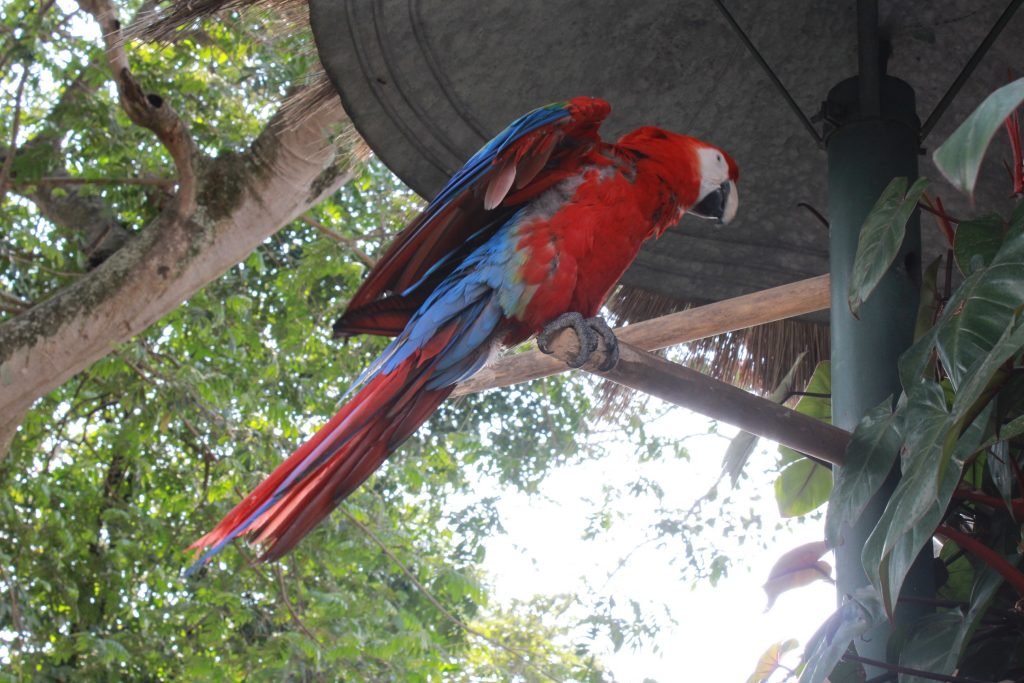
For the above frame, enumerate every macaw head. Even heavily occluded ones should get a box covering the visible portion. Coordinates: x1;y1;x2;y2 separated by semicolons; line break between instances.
617;127;740;227
690;144;740;226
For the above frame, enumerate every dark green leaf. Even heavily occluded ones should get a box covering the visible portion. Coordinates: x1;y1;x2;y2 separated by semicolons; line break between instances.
953;215;1006;275
898;612;964;683
848;177;929;318
933;77;1024;196
906;221;1024;389
862;399;990;617
825;396;900;548
913;255;943;342
988;441;1018;513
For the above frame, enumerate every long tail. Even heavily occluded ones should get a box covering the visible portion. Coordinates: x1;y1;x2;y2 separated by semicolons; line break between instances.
188;323;466;567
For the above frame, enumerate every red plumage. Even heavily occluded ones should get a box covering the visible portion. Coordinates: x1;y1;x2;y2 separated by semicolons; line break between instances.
190;97;739;567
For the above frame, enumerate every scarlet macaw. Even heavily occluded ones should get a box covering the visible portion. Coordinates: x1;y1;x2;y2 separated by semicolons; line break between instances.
190;97;739;566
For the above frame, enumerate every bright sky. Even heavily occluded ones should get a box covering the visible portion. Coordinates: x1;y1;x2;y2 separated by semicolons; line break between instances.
480;398;836;682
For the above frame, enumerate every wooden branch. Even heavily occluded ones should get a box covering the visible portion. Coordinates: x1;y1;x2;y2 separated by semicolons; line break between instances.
0;90;355;456
454;274;830;396
0;66;29;203
79;0;196;212
540;326;849;466
301;214;377;268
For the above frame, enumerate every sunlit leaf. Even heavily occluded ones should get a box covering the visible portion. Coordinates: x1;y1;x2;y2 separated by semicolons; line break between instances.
746;638;799;683
775;458;832;517
763;541;833;610
723;351;806;486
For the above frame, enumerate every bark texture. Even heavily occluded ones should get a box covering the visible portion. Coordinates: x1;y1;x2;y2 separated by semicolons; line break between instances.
0;91;360;454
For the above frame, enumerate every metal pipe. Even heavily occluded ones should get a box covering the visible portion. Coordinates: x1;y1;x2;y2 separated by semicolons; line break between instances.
857;0;881;117
826;75;929;673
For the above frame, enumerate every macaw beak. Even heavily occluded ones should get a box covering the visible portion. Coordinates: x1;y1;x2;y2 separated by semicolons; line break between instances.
690;180;739;226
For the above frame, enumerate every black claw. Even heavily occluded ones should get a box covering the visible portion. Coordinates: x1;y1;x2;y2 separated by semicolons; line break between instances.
587;317;619;371
537;313;619;371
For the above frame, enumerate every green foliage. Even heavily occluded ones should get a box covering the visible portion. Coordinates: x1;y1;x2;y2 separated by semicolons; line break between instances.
933;77;1024;195
801;85;1024;681
1;148;621;677
1;2;621;677
824;396;899;548
774;362;832;517
847;176;928;318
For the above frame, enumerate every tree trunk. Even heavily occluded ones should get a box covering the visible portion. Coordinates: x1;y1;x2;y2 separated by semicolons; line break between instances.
0;94;361;455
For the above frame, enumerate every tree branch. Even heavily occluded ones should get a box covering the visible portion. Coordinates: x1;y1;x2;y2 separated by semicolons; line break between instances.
22;175;133;267
273;563;320;644
0;66;29;203
78;0;197;212
301;214;377;268
0;86;360;457
540;326;849;466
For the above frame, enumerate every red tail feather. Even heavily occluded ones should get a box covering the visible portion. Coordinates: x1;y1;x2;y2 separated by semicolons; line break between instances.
190;326;459;562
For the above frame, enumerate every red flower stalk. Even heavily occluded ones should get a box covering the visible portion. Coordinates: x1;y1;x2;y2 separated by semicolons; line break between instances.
1007;73;1023;197
922;193;956;247
937;524;1024;598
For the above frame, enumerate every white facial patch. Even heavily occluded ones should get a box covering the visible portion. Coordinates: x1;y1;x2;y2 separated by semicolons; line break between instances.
696;146;739;225
696;147;731;201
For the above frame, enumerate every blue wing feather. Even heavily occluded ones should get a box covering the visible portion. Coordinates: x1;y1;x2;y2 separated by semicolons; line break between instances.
334;99;608;339
427;103;571;216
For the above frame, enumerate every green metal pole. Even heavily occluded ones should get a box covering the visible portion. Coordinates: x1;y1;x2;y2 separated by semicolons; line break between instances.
826;69;932;668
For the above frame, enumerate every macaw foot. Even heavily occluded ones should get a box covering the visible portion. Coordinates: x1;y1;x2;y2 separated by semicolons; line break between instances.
536;313;619;371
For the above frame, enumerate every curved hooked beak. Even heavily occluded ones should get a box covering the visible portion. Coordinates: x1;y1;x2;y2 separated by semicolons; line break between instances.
690;180;739;226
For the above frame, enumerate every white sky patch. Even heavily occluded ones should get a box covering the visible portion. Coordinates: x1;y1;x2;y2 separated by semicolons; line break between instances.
479;401;835;682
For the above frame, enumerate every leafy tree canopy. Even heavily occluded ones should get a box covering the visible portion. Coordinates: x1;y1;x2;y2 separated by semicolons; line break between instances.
0;2;777;680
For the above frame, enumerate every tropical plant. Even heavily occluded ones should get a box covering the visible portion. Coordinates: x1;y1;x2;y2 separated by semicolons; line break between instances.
750;77;1024;683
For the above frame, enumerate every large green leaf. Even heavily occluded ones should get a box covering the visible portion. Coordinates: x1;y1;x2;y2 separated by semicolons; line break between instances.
914;255;943;342
774;361;832;516
775;458;833;518
900;560;1005;683
902;219;1024;389
952;215;1007;276
898;612;966;683
825;396;900;548
868;311;1024;614
862;397;990;617
848;177;929;318
933;77;1024;196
